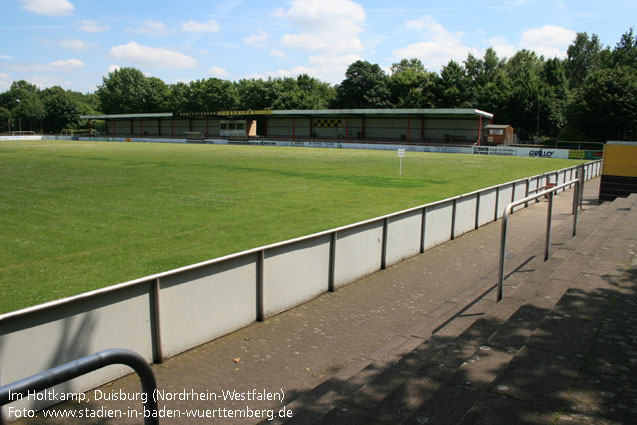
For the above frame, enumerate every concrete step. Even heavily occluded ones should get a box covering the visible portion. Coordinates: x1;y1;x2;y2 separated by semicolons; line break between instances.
260;187;636;425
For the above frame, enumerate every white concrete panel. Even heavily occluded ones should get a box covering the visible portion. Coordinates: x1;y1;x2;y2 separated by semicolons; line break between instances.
424;201;453;250
528;176;540;196
477;188;497;227
386;210;423;266
159;254;258;358
334;222;383;289
496;184;514;218
512;180;528;212
263;235;330;317
0;284;153;411
557;170;566;192
454;195;477;237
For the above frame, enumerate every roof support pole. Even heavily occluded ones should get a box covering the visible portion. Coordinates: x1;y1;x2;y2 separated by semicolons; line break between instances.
87;119;91;136
361;116;365;139
407;116;411;144
140;119;143;137
346;116;349;143
130;119;133;136
206;119;209;138
477;115;482;146
421;117;424;141
292;117;295;141
171;118;174;138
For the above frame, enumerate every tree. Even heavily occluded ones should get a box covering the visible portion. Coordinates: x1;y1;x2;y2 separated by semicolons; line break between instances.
389;58;436;108
13;93;45;131
272;75;335;109
333;61;393;108
502;50;544;140
434;60;470;108
568;66;637;141
565;32;602;89
41;86;81;133
0;107;11;133
96;67;170;113
236;78;281;110
538;58;569;137
608;28;637;68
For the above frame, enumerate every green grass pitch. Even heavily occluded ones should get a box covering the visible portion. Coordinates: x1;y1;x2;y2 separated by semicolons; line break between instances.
0;140;584;313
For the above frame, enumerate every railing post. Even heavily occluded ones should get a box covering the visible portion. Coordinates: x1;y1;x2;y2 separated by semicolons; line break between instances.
381;218;388;269
494;187;500;221
545;191;554;261
420;207;427;253
497;209;509;302
329;232;336;292
152;278;164;363
573;181;579;237
579;165;585;210
475;192;481;230
257;250;265;321
451;199;457;240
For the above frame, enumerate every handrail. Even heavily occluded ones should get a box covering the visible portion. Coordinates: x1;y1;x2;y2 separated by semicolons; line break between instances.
497;173;583;302
0;348;158;425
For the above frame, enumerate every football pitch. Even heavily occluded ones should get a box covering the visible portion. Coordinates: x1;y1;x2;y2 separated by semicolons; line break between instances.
0;140;585;314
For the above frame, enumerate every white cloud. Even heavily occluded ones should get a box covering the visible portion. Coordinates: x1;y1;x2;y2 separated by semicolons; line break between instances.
208;66;228;77
483;26;576;59
129;20;168;36
270;49;287;59
12;58;85;72
244;30;269;47
49;58;85;70
58;38;96;52
486;36;517;58
108;64;121;73
0;72;11;91
0;54;13;60
182;19;220;32
394;16;478;71
108;41;197;69
19;0;74;16
246;53;361;84
280;0;365;53
518;25;576;58
31;76;73;88
74;20;109;33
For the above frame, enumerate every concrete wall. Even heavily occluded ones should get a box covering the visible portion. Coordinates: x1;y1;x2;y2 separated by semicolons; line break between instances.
454;195;478;238
333;221;383;289
0;161;601;418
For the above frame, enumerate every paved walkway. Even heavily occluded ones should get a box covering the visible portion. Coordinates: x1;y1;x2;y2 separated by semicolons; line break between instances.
18;177;637;424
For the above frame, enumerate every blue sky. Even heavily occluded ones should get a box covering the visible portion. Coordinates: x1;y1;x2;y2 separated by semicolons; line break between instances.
1;0;635;93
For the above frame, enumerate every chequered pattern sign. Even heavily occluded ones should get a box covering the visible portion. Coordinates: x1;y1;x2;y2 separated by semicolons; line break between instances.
314;119;342;127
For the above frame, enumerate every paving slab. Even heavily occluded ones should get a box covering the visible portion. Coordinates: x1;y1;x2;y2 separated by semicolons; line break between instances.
458;392;558;425
490;346;584;411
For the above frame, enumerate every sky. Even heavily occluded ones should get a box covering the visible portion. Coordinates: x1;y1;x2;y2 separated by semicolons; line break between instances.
1;0;635;94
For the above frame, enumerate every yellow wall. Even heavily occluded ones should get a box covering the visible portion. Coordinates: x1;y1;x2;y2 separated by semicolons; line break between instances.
602;143;637;177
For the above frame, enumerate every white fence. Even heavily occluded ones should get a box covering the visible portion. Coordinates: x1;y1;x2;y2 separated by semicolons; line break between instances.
0;160;602;415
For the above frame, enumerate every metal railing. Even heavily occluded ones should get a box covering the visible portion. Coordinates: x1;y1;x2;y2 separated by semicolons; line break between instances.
497;171;584;302
0;349;158;425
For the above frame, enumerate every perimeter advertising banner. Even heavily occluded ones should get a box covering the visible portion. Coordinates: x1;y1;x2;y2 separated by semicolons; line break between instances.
472;145;570;158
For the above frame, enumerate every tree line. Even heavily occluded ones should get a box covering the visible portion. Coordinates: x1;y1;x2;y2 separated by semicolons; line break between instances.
1;28;635;142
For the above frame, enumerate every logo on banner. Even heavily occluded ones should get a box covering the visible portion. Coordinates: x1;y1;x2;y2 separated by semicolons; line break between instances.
528;149;554;158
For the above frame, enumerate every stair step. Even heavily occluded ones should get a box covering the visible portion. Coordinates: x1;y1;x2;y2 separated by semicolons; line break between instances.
272;190;635;425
